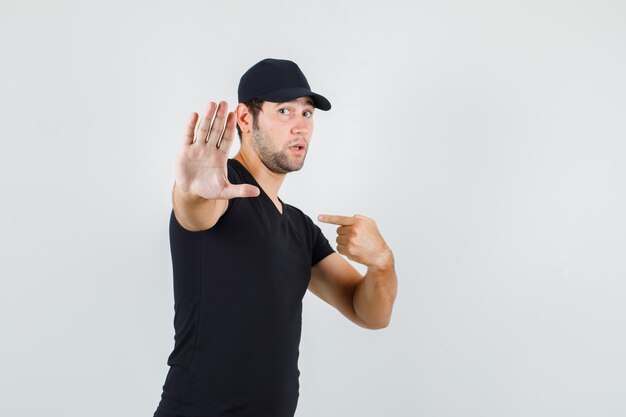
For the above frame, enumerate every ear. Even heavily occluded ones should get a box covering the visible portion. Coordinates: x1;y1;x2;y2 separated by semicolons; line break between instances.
236;103;252;137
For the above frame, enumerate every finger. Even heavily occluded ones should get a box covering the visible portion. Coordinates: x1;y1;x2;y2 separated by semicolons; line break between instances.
184;112;198;145
221;183;261;200
207;101;228;146
195;102;218;144
336;235;349;245
318;214;356;226
336;226;351;236
216;112;237;152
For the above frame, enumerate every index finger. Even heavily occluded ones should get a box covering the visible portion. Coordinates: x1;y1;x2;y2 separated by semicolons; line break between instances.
183;112;199;145
318;214;356;226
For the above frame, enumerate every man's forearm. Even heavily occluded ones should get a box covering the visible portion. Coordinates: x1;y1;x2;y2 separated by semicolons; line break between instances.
172;182;227;231
353;250;398;329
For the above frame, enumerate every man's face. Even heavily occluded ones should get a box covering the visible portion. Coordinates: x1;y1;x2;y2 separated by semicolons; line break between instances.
251;96;315;174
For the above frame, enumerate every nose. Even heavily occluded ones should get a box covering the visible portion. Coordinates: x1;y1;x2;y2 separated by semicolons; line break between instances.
291;114;312;136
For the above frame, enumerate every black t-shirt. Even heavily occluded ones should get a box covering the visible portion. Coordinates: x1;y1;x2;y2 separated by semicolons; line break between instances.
155;159;334;417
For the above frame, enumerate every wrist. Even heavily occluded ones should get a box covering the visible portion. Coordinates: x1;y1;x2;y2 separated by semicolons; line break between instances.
174;181;208;205
367;246;394;272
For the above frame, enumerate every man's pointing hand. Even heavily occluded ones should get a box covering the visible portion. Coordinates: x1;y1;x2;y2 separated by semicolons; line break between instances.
318;214;393;270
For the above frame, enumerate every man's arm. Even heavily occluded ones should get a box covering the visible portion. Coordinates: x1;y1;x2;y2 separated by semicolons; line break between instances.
172;182;227;232
308;215;397;330
173;101;259;231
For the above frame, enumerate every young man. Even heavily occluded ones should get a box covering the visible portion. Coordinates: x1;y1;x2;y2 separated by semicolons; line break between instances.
154;58;397;417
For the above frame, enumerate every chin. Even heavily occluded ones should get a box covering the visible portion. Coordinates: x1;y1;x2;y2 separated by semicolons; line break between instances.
288;158;306;172
268;154;307;174
270;164;304;174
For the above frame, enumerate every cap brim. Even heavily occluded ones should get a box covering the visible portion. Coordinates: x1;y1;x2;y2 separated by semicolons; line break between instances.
257;87;331;111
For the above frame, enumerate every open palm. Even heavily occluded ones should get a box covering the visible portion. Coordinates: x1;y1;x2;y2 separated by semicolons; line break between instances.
175;101;259;200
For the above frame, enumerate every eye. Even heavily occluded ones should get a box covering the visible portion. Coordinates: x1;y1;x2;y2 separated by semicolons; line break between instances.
278;108;291;115
303;110;313;118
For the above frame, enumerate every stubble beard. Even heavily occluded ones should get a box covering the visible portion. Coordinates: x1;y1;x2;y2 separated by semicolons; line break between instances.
251;121;307;174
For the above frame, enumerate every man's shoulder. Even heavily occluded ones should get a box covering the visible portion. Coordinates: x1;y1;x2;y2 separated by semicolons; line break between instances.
226;158;246;184
284;201;305;216
285;203;318;228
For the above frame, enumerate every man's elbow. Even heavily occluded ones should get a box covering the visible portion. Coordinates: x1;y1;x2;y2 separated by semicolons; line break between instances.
352;303;394;330
358;315;391;330
367;322;389;330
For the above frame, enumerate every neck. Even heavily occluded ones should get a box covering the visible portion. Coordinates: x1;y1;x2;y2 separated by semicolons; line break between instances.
233;147;286;201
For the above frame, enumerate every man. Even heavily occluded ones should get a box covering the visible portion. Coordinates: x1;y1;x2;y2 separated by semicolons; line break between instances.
154;58;397;417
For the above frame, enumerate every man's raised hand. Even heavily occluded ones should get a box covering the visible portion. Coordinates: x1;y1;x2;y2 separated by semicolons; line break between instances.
175;101;260;200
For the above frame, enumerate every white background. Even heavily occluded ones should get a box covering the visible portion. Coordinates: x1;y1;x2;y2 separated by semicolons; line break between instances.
1;1;626;416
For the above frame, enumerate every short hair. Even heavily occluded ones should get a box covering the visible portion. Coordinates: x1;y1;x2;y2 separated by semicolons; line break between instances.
236;99;264;140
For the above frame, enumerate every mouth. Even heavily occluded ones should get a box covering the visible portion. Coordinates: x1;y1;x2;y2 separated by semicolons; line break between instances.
288;141;307;153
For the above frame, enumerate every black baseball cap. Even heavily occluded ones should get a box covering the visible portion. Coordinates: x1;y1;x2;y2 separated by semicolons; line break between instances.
238;58;331;111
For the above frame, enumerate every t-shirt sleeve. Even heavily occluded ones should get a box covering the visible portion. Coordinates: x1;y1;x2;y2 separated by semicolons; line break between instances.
310;218;335;266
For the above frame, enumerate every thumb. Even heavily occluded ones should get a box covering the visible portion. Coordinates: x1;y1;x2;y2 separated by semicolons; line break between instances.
221;184;260;199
